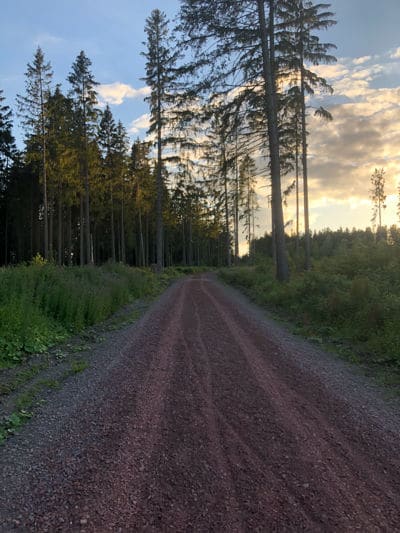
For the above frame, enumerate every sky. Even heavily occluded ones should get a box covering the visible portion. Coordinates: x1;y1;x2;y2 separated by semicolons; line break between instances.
1;0;400;244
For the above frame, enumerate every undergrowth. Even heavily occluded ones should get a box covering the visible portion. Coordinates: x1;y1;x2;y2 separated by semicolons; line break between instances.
220;242;400;387
0;263;163;367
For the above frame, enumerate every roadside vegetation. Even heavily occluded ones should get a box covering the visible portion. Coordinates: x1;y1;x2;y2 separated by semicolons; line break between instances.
221;230;400;389
0;261;169;368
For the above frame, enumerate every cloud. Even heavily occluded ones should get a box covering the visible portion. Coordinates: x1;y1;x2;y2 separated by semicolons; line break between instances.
353;56;372;65
129;113;151;135
390;47;400;59
252;48;400;236
97;82;150;105
33;33;65;47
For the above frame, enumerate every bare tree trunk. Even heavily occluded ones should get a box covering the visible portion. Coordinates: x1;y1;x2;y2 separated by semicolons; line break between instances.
4;206;8;266
257;0;289;281
80;195;84;266
222;145;231;267
156;124;163;271
49;191;54;262
145;214;149;267
188;217;193;266
295;132;300;259
120;193;126;264
138;208;145;267
67;205;72;266
234;133;239;263
182;220;186;266
110;188;116;262
301;64;311;270
57;185;63;266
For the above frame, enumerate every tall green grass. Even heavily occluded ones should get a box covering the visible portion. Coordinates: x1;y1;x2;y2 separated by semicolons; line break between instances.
220;242;400;377
0;264;159;367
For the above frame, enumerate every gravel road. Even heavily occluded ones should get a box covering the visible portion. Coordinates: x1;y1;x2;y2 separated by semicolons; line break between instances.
1;274;399;531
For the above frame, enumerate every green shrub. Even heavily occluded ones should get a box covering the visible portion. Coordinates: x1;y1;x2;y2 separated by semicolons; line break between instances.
220;256;400;373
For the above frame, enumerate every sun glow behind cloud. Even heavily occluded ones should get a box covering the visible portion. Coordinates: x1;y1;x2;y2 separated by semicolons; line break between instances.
272;48;400;237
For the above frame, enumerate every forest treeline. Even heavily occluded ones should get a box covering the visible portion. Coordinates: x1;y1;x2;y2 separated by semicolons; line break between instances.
0;1;338;279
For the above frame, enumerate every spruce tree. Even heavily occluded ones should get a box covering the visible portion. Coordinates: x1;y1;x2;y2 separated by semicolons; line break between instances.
68;50;98;265
17;47;53;259
98;105;118;261
143;9;179;271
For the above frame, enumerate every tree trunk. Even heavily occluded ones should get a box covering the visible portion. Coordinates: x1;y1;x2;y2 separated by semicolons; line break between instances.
182;220;186;265
222;146;231;267
4;205;8;266
57;185;63;266
138;208;145;267
188;216;193;266
80;194;84;266
121;194;126;264
110;188;116;262
257;0;289;281
234;134;239;263
156;123;163;271
49;191;54;261
295;127;300;259
301;64;311;270
67;205;72;266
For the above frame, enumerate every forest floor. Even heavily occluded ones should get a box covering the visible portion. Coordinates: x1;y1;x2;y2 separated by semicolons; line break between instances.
0;274;399;531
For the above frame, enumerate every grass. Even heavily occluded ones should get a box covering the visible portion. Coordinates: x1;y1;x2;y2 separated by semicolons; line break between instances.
220;242;400;389
0;263;164;368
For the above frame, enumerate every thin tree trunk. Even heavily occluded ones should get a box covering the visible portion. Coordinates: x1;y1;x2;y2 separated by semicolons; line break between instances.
121;195;126;264
222;145;231;267
110;188;116;262
67;205;72;266
138;208;145;267
301;63;311;270
182;220;186;265
80;194;84;266
145;213;149;267
57;185;62;266
295;126;300;258
4;206;8;266
257;0;289;281
156;126;163;271
234;133;239;263
188;216;193;266
49;191;54;261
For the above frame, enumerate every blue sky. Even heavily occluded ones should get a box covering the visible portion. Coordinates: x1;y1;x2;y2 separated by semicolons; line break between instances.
1;0;400;237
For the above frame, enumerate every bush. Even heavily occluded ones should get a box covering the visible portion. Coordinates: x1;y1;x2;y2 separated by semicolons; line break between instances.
219;252;400;372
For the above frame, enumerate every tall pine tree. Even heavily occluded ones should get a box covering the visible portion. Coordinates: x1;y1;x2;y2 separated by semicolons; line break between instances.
68;51;98;265
17;47;53;259
143;9;179;271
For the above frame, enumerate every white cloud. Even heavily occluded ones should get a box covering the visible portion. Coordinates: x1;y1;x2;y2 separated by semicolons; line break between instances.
97;82;150;105
33;33;64;47
353;56;372;65
390;47;400;59
129;113;151;135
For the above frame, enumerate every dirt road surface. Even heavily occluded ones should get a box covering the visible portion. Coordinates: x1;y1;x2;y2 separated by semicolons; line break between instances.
1;275;399;531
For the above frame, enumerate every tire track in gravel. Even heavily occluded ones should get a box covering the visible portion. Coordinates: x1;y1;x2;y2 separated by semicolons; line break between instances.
0;274;399;531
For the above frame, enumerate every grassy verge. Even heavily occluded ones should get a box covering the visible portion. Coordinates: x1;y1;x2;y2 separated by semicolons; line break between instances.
0;263;189;443
219;245;400;390
0;262;177;368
